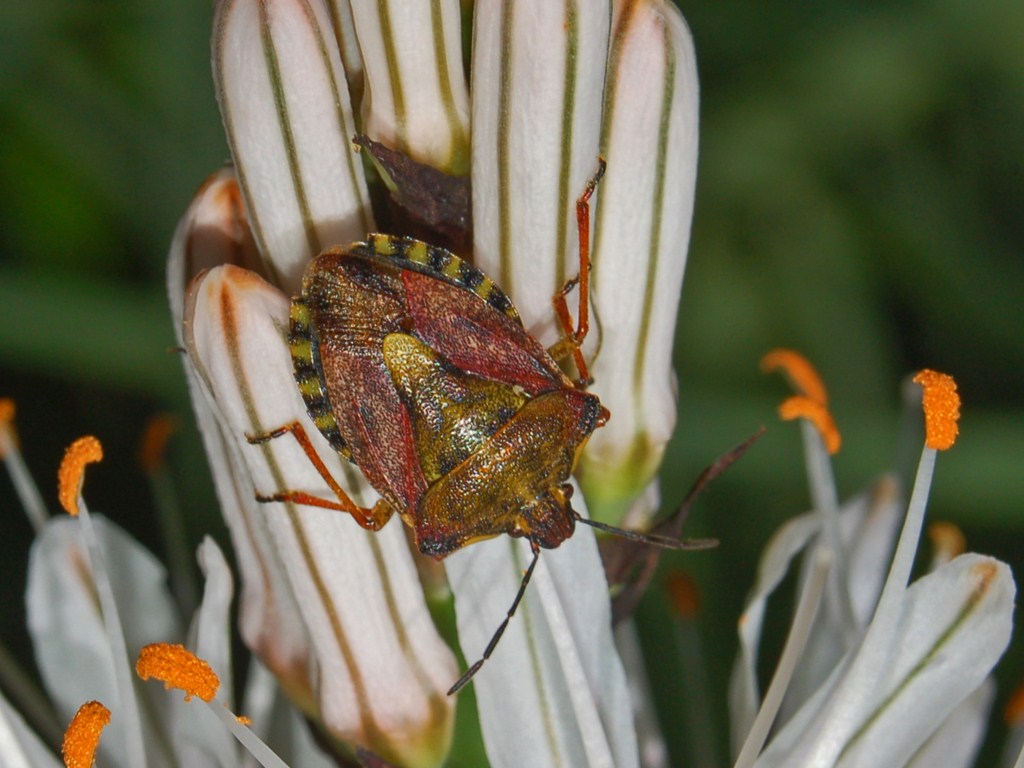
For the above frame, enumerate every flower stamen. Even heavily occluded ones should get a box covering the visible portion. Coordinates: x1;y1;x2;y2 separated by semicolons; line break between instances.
928;521;966;568
664;570;701;621
56;435;148;767
0;398;49;532
58;436;104;517
734;548;833;768
778;395;841;455
765;354;856;641
1004;680;1024;726
138;414;177;475
62;700;111;768
137;412;197;614
0;398;16;456
912;369;960;451
136;643;219;702
868;373;965;623
761;348;829;406
137;643;290;768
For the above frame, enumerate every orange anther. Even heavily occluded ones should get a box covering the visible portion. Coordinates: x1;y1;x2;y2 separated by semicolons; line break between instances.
664;570;701;620
136;643;220;703
138;414;177;474
928;522;966;560
0;398;14;426
58;436;104;516
62;700;111;768
0;398;16;458
761;349;829;406
912;370;960;450
1005;680;1024;726
778;395;841;454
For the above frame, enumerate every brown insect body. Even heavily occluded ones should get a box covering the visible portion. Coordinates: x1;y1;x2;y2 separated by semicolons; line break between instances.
248;162;704;694
290;235;605;558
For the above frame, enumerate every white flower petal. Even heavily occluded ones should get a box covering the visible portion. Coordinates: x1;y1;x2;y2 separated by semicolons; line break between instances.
168;172;315;693
236;660;336;766
167;538;239;768
166;168;262;333
581;0;700;521
836;555;1013;766
190;537;236;704
446;498;638;768
279;704;340;767
780;477;903;724
184;265;457;767
730;477;905;752
194;384;319;685
906;678;994;768
757;554;1015;767
349;0;470;172
999;711;1024;768
26;515;181;768
323;0;364;109
471;0;611;343
0;692;61;768
214;0;373;292
841;477;905;624
729;510;822;754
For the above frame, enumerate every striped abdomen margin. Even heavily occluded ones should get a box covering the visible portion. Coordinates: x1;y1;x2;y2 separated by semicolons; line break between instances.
288;298;353;461
362;234;522;325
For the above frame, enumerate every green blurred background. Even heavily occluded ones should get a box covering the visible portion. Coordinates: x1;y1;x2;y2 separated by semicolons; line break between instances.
1;0;1021;765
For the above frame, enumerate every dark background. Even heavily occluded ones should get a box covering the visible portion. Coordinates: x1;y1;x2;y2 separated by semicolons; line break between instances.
1;1;1021;765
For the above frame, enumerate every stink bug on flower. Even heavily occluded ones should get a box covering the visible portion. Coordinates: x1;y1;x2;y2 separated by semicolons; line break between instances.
249;161;712;694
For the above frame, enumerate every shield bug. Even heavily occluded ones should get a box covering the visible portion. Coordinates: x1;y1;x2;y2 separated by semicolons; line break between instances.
249;162;709;693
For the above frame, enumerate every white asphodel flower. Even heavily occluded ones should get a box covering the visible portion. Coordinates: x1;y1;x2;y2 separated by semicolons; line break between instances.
469;0;699;527
0;423;337;768
730;354;1016;768
172;173;458;767
171;0;701;766
3;2;1018;768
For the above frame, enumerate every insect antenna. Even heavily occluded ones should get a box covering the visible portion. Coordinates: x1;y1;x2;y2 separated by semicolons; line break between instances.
574;513;718;551
447;542;542;696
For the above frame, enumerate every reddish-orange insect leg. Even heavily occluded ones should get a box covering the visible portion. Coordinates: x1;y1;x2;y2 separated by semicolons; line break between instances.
246;421;392;531
550;159;606;387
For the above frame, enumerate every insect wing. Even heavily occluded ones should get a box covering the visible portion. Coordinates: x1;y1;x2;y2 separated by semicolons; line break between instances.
302;250;428;514
400;269;568;397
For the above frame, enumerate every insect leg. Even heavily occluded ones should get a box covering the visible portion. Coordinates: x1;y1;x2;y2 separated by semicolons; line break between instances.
550;159;606;387
447;541;542;696
247;421;392;530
